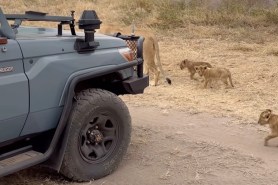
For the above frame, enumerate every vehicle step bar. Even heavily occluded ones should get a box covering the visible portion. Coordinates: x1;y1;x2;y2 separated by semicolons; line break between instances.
0;150;43;170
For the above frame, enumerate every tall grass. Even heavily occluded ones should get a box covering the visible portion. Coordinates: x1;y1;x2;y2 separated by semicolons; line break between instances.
1;0;278;29
117;0;278;28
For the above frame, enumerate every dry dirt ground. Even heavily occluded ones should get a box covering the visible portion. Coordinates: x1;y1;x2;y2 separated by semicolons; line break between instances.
2;25;278;184
2;106;278;185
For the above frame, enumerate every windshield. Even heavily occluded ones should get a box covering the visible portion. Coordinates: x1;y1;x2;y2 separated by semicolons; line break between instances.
16;26;57;36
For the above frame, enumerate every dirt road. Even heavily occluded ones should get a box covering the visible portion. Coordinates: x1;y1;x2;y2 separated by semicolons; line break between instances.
2;105;278;185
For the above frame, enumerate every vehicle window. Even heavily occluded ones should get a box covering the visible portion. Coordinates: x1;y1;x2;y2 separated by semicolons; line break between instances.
15;26;57;37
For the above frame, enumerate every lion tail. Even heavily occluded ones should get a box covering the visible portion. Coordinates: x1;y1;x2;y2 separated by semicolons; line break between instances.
152;36;172;85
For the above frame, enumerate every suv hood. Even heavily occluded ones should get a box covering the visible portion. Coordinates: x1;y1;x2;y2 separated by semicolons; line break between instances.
16;31;127;58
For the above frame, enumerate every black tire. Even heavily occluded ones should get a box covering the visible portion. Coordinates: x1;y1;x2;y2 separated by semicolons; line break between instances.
60;88;131;181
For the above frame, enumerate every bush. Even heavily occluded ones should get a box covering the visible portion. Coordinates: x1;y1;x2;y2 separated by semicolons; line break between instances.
266;10;278;24
117;0;278;29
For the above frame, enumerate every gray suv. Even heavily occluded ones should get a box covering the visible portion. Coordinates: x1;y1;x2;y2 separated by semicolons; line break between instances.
0;8;148;181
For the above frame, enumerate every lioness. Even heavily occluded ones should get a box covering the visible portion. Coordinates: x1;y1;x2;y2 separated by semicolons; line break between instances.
180;59;212;80
194;66;234;88
258;109;278;146
98;24;171;86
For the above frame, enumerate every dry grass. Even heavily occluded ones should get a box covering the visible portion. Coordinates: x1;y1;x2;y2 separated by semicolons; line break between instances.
229;44;255;52
2;0;278;29
1;1;278;184
115;0;278;29
122;25;278;125
267;48;278;56
1;0;278;124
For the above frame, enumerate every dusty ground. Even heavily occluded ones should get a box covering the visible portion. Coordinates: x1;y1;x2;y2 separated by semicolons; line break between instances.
2;25;278;184
2;106;278;185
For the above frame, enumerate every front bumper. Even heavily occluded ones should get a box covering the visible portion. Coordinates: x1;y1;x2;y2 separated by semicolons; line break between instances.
122;75;149;94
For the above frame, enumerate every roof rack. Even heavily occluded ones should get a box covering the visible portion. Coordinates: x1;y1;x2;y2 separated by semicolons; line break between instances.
5;10;76;36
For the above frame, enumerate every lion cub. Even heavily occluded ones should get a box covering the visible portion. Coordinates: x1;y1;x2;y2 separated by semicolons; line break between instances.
180;59;212;80
194;66;234;88
258;109;278;146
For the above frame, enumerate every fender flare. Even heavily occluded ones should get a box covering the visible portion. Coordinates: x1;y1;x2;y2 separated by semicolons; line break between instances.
44;61;137;171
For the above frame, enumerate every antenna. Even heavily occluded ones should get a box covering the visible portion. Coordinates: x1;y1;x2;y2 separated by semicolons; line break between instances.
131;20;136;36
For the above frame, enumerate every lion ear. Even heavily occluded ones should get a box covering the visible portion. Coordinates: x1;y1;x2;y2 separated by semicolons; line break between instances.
264;109;272;119
266;109;272;114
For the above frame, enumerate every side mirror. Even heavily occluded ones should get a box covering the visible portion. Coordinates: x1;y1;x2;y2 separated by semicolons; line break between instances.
0;8;15;39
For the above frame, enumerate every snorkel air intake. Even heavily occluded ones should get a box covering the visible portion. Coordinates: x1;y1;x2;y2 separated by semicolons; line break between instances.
75;10;102;52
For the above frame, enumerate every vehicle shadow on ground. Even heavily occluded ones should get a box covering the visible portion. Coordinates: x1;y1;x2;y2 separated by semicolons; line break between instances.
0;166;70;185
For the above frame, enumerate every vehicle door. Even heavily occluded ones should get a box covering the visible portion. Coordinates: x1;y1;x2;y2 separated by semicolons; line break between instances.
0;38;29;143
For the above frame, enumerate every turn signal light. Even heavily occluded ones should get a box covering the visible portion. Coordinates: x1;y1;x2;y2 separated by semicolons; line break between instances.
119;48;134;62
0;37;7;45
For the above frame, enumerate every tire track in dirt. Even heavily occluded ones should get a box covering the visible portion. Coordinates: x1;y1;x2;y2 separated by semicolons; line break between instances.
93;105;278;185
129;105;278;167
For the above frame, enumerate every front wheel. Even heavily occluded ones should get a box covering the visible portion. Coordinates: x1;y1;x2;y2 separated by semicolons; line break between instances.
60;88;131;181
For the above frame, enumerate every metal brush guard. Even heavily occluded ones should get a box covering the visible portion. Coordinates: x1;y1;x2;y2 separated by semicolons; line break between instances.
114;33;144;78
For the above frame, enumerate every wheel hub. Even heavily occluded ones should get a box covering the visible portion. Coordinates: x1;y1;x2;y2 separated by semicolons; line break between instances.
87;128;103;144
79;114;119;163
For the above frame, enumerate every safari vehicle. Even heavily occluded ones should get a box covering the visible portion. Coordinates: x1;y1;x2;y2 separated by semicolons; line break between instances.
0;8;148;181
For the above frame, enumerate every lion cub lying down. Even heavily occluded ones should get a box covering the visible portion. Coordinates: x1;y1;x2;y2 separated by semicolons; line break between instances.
194;66;234;88
180;59;212;80
258;109;278;146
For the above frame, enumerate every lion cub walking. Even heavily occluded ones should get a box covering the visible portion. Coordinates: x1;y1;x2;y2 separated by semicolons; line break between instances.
258;109;278;146
194;66;234;88
180;59;212;80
